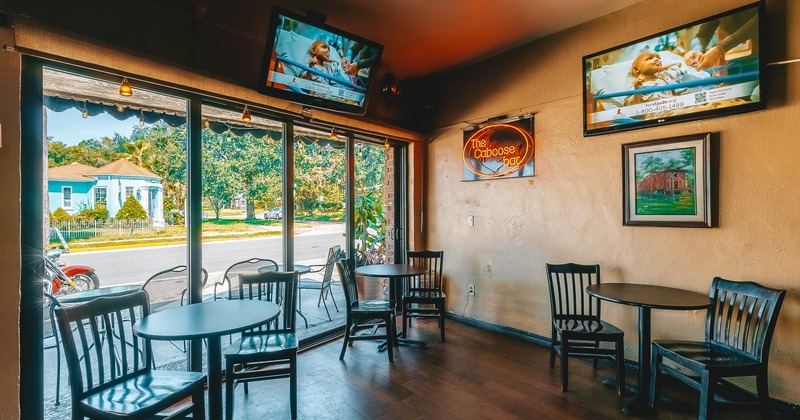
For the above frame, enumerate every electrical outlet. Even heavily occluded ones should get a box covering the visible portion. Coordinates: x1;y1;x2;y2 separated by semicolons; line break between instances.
468;284;475;295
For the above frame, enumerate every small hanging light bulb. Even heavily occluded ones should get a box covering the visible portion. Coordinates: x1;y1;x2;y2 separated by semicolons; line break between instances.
119;77;133;97
117;105;124;112
384;138;390;149
241;105;251;123
330;127;337;139
203;119;210;129
81;101;88;118
139;110;145;126
227;131;232;141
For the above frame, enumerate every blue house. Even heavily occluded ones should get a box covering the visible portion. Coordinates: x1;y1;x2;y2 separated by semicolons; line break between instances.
48;159;165;227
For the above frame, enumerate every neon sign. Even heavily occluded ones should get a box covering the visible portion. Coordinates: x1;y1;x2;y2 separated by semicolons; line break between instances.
462;118;534;180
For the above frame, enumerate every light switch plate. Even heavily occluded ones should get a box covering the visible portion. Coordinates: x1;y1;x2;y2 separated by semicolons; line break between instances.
466;215;474;226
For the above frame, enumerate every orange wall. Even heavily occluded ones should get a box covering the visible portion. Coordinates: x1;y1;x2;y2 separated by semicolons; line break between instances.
425;0;800;403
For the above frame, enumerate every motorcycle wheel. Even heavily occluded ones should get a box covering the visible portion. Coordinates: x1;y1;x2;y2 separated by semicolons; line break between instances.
58;273;100;295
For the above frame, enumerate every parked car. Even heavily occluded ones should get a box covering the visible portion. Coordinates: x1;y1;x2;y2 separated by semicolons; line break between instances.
264;207;283;220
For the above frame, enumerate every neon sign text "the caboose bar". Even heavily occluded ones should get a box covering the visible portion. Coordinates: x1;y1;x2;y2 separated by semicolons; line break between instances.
462;123;534;178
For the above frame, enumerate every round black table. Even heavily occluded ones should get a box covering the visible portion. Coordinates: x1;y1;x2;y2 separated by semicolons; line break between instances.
355;264;428;349
133;300;280;419
57;284;141;304
586;283;711;416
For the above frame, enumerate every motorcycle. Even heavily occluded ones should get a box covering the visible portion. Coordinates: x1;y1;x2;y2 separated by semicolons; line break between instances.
44;228;100;295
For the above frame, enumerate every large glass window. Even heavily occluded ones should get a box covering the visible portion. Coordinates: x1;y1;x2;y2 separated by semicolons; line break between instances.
93;186;107;206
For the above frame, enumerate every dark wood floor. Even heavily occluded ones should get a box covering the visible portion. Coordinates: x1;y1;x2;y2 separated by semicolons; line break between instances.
230;318;789;419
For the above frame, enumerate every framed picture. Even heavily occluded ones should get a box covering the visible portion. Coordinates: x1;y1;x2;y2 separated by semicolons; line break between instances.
623;133;712;227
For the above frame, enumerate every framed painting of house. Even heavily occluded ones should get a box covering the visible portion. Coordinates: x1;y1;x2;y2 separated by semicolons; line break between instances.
622;133;712;227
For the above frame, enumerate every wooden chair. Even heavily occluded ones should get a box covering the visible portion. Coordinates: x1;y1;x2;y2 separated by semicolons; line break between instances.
54;290;206;419
224;270;298;420
43;292;63;405
402;250;446;342
335;251;397;362
215;258;279;300
649;277;786;419
545;263;625;394
297;245;341;322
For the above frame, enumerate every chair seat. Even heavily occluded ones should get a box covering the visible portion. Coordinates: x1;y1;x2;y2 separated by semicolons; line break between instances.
654;340;761;369
81;371;206;417
404;290;445;300
554;318;623;336
225;332;298;356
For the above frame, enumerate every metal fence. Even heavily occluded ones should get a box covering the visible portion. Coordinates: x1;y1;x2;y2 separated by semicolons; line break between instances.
50;219;157;241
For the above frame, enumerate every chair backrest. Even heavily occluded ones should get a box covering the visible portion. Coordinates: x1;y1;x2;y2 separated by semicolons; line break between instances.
545;263;602;322
142;265;208;312
239;270;297;334
406;250;444;292
706;277;786;362
218;258;279;300
54;290;152;408
335;251;360;314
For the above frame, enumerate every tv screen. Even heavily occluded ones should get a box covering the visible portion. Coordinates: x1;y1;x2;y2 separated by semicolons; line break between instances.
258;7;384;115
583;2;764;136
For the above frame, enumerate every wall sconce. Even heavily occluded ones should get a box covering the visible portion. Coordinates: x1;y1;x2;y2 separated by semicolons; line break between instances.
119;77;133;97
381;69;400;107
241;105;251;123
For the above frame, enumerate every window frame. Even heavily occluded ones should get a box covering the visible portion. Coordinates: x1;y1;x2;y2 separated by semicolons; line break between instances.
62;186;72;208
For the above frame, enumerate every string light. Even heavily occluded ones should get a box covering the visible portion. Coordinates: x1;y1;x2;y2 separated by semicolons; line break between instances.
119;77;133;96
203;119;210;128
81;101;88;118
330;127;337;139
241;105;251;123
384;138;390;149
117;105;124;112
139;110;145;126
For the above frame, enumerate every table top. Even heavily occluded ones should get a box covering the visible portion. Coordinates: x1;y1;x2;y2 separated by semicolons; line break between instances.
258;264;311;275
355;263;427;278
587;283;711;310
133;300;280;341
57;284;142;304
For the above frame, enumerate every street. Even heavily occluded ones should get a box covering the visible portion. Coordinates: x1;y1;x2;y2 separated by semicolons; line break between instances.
60;223;346;287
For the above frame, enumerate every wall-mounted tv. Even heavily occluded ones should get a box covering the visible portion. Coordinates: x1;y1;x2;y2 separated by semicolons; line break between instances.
583;2;764;136
258;6;384;115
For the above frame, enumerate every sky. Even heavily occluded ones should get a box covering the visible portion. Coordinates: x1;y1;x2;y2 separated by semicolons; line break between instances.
46;108;139;146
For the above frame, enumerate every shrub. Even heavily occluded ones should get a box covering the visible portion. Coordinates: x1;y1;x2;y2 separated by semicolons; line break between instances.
172;212;185;225
116;195;148;220
75;203;109;221
51;207;73;223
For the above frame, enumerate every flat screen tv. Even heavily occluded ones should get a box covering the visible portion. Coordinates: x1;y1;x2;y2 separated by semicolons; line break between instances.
258;7;384;115
583;2;764;136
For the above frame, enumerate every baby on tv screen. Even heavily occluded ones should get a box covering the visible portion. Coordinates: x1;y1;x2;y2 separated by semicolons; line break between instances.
259;7;383;115
582;2;763;136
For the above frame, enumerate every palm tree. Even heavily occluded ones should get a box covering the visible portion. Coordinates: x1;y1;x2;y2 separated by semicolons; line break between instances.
124;139;152;167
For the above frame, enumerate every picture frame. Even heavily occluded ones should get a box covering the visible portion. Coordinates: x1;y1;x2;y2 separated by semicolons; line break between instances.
622;133;712;227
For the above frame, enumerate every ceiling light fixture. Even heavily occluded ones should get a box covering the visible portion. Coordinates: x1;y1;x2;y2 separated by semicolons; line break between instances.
119;77;133;97
381;68;400;107
241;105;251;123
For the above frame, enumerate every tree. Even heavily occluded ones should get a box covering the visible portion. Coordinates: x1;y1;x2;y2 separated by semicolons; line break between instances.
202;130;242;219
123;139;152;167
116;196;147;220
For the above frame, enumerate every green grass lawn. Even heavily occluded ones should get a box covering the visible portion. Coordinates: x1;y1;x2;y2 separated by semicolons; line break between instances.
636;192;696;215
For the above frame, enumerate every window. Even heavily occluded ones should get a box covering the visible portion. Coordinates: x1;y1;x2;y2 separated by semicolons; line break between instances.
126;186;134;198
62;186;72;208
94;187;107;206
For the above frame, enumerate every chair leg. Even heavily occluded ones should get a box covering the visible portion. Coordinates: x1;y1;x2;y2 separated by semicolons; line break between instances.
386;315;394;363
330;290;339;312
615;338;625;396
290;355;298;420
340;322;351;360
316;288;324;307
592;341;600;369
757;372;773;419
193;384;206;420
320;294;332;321
55;348;61;405
549;329;557;368
649;350;661;408
439;303;445;342
699;370;716;420
402;305;409;338
225;359;235;420
561;339;569;392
